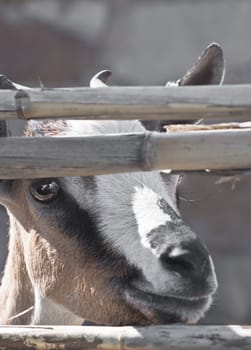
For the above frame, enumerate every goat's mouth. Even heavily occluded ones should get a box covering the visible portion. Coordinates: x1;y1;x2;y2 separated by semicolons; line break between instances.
123;286;212;325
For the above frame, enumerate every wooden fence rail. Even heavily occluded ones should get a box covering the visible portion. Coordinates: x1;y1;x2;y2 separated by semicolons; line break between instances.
0;129;250;178
0;325;250;350
1;85;251;121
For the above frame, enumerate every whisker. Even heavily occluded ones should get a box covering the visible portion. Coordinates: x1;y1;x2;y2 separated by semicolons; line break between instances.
7;306;34;322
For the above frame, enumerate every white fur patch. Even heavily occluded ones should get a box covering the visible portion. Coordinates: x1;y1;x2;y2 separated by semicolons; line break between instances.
132;186;172;251
33;288;84;325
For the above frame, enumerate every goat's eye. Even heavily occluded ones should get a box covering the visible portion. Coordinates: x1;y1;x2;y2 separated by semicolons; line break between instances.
30;180;60;202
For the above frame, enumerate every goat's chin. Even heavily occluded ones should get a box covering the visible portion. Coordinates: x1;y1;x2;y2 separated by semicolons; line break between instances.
123;286;213;325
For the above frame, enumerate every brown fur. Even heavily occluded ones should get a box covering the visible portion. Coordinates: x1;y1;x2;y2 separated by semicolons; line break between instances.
0;180;149;325
0;213;33;324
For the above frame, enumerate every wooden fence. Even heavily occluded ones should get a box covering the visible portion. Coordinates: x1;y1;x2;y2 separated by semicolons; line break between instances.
1;85;251;178
0;325;250;350
1;85;251;349
2;85;251;121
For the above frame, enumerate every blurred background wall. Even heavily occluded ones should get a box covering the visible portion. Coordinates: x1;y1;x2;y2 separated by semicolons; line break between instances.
0;0;251;324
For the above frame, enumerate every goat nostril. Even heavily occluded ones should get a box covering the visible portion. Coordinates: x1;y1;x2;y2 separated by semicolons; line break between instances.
160;249;196;273
160;239;211;276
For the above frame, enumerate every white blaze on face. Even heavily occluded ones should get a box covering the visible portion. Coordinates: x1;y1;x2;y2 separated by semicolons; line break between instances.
132;186;172;252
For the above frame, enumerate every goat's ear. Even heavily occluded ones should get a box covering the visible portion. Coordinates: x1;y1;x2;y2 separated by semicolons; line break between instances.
0;75;18;198
177;43;225;86
0;74;30;90
161;172;181;208
0;75;18;90
90;70;112;88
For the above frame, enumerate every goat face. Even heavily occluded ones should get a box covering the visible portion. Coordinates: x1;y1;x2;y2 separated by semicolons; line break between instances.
3;157;217;325
0;43;224;325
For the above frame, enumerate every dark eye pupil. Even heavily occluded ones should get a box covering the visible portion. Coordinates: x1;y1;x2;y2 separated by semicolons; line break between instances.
30;180;60;202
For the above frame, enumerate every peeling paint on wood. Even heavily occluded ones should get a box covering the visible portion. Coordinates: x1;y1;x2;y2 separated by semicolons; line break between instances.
0;325;250;349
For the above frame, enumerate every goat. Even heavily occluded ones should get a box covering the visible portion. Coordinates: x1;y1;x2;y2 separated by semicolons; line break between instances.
0;43;224;325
